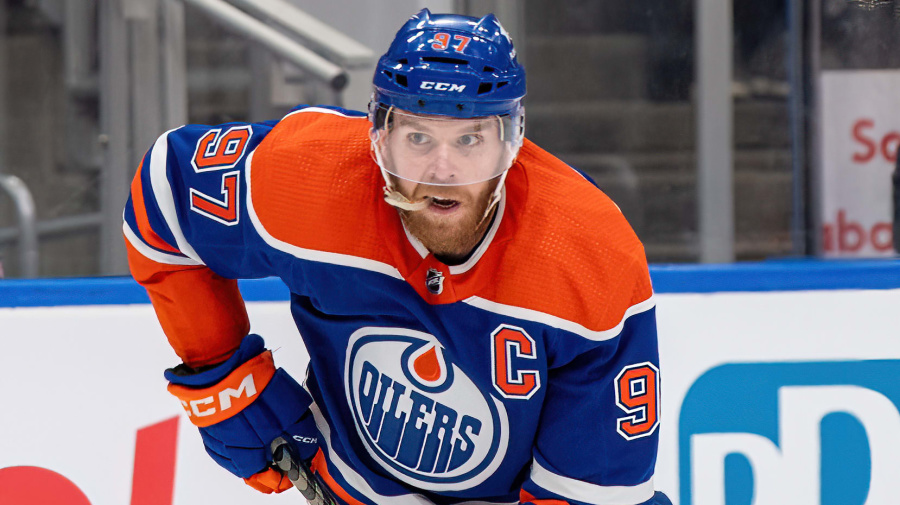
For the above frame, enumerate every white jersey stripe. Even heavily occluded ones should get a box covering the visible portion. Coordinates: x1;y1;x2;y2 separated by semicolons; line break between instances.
148;128;204;264
122;221;201;266
282;106;369;121
530;458;655;505
245;150;405;280
463;295;655;342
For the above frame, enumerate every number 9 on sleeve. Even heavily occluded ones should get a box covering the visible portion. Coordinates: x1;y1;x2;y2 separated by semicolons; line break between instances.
614;362;660;440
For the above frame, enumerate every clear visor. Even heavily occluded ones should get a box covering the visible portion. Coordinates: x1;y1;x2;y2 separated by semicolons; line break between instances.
371;108;522;187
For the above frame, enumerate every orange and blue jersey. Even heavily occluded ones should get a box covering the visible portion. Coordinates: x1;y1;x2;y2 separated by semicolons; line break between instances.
124;105;662;505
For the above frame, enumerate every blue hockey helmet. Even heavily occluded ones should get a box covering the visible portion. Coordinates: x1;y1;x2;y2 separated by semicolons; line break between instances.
370;9;526;120
370;9;526;212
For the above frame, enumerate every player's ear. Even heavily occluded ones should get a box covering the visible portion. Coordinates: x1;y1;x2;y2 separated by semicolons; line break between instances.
369;127;380;143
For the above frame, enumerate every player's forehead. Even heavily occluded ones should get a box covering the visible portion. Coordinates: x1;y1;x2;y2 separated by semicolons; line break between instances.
391;109;498;132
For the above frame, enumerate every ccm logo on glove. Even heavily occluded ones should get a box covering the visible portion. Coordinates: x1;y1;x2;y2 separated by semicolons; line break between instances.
167;351;276;427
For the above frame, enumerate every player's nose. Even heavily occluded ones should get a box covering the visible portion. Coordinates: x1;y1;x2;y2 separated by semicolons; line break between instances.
424;142;458;185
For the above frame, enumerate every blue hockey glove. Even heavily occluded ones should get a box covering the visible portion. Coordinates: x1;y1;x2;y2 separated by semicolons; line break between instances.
165;334;320;493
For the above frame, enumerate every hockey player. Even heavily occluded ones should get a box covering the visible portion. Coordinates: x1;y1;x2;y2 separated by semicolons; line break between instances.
125;9;671;505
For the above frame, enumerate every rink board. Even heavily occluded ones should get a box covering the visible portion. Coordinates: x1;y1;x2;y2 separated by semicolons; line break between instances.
1;259;899;505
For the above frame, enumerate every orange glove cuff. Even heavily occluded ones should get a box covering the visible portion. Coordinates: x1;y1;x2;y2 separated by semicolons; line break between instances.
167;351;276;427
244;468;293;494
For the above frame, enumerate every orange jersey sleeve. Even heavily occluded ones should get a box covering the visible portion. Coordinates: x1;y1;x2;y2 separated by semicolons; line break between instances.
126;240;248;368
125;135;250;368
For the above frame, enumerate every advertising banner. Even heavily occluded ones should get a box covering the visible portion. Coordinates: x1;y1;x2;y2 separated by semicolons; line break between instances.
2;267;900;504
653;287;900;504
819;70;900;257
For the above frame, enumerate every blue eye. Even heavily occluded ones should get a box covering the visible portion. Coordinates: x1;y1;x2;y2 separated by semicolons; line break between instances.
408;132;430;145
458;134;482;147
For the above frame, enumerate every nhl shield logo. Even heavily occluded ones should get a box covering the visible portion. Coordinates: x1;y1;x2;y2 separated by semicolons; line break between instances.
344;327;509;491
426;268;444;295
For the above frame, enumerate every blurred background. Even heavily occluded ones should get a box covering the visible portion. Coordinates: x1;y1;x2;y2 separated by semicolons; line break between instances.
0;0;898;278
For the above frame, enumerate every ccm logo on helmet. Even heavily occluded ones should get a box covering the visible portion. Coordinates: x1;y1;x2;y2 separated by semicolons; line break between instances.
420;81;466;92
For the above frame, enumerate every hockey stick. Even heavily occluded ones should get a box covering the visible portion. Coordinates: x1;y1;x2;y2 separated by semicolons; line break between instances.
270;437;338;505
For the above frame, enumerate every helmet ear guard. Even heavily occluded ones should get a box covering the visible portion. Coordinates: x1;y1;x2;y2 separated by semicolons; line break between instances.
368;99;393;131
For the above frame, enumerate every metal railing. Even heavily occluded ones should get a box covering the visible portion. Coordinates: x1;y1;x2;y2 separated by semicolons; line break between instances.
696;0;735;263
0;175;39;278
181;0;362;90
226;0;373;68
95;0;376;275
0;0;376;278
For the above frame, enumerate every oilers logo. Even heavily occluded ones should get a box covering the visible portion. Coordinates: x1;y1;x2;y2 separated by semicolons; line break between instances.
344;327;509;491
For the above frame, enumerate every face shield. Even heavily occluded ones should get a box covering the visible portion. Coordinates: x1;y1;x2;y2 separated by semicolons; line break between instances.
371;107;524;188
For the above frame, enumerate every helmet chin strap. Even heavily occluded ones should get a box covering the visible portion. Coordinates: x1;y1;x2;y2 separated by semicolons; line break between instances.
477;169;507;227
476;128;516;227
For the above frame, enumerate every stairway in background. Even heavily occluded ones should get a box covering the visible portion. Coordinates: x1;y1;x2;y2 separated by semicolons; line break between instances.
183;4;327;126
184;14;253;125
0;1;794;277
522;0;793;262
0;2;100;277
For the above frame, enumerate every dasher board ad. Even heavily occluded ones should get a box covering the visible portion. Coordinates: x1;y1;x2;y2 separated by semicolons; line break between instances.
2;268;900;505
819;69;900;257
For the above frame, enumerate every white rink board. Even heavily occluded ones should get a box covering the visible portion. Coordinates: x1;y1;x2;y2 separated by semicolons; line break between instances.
0;302;306;505
3;288;900;504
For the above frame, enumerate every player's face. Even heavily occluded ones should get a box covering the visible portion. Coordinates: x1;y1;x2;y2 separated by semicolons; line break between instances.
376;112;509;186
372;111;515;261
